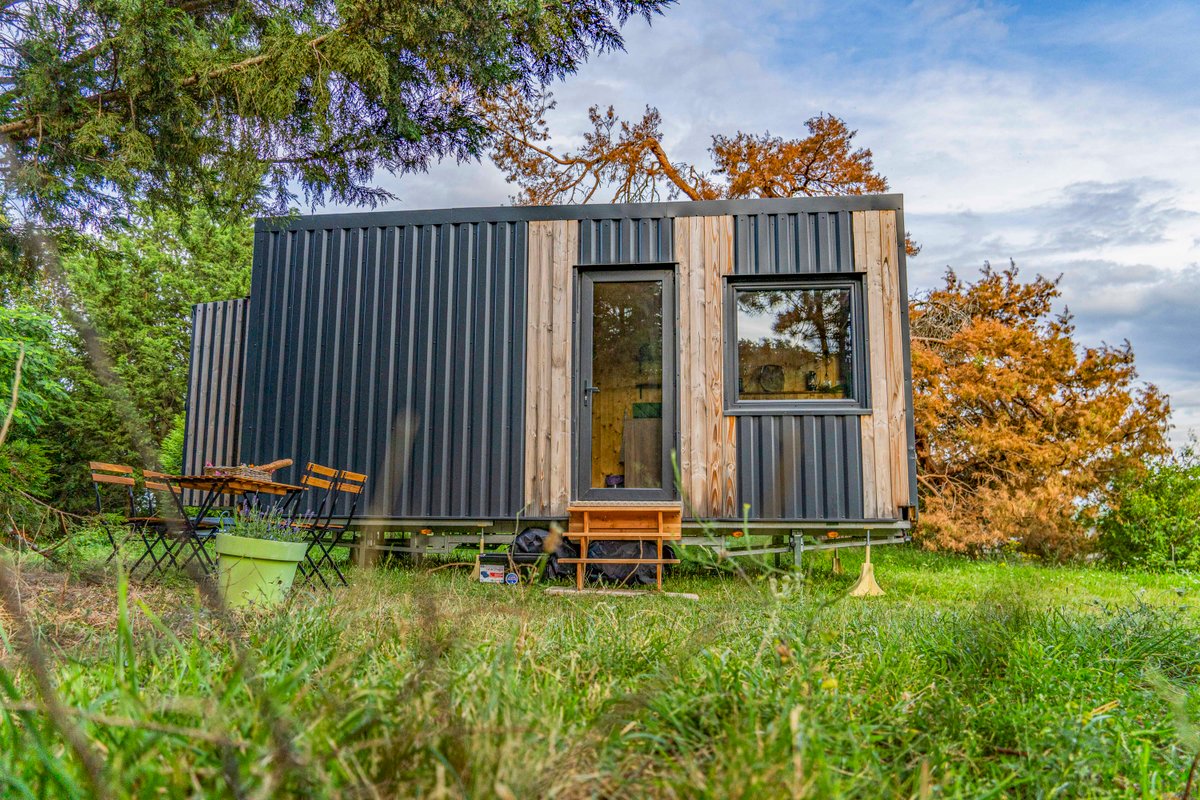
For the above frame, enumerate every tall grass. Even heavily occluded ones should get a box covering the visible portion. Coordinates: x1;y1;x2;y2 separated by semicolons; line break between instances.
1;548;1198;797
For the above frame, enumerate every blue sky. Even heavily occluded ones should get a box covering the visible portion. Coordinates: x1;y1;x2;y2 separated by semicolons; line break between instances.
350;0;1200;442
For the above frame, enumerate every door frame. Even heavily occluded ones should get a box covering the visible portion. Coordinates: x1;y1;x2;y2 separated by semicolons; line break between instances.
573;266;678;503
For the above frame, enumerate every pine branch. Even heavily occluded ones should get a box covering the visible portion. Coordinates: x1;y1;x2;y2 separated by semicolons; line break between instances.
0;26;340;138
0;0;231;105
644;137;704;201
492;123;583;168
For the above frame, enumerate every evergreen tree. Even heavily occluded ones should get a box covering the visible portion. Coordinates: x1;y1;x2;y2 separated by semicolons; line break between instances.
59;204;251;443
0;0;669;226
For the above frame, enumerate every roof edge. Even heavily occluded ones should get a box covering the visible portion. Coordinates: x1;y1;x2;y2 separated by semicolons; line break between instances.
255;193;905;232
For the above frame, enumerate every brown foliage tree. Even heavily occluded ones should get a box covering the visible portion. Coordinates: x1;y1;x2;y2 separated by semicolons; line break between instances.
484;87;918;254
485;88;890;200
911;263;1171;558
712;123;888;199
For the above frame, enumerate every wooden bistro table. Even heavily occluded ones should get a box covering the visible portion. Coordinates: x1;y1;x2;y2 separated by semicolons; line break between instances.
148;473;307;577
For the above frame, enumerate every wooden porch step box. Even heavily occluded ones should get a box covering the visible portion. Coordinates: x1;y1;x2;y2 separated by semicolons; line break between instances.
559;504;683;591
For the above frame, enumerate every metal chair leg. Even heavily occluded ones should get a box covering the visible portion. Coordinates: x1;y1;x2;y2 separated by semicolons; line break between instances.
176;534;216;576
103;523;121;564
303;540;333;591
150;530;182;577
128;525;167;577
105;523;143;564
314;531;349;586
325;534;349;587
299;530;349;589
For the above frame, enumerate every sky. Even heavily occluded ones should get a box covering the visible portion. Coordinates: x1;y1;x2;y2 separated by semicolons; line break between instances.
336;0;1200;443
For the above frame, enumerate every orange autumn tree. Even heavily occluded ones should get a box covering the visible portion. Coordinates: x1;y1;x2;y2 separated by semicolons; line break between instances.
484;88;907;242
911;263;1170;557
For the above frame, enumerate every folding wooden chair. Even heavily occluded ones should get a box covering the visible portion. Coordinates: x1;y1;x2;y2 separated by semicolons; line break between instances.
290;463;344;590
301;468;368;589
90;462;167;569
284;462;340;526
142;469;219;575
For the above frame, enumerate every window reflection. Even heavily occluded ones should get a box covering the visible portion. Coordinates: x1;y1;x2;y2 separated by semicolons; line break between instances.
736;287;854;401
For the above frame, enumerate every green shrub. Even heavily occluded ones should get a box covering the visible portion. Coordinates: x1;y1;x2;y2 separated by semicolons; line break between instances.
1096;447;1200;571
159;412;185;473
0;304;66;437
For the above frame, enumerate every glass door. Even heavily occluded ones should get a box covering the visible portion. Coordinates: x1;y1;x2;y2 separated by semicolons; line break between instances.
576;268;676;501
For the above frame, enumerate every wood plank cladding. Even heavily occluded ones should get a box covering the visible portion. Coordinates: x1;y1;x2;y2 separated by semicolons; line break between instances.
524;220;578;517
853;210;910;518
675;216;738;518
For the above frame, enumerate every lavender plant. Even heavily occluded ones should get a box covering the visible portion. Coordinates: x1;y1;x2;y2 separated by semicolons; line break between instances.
226;506;307;544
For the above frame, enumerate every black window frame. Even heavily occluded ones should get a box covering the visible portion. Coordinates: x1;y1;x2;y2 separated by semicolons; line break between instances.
723;274;869;415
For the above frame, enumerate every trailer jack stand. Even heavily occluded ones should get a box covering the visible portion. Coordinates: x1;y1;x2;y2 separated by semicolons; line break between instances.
831;550;844;575
848;536;884;597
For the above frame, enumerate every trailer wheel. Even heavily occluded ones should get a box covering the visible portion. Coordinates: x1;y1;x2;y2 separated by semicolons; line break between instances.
585;540;677;585
512;527;578;581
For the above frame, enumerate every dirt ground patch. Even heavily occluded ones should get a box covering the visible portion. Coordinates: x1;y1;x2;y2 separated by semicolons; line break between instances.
0;563;204;663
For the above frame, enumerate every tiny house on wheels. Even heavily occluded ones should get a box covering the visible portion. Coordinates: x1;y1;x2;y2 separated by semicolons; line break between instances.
182;195;917;565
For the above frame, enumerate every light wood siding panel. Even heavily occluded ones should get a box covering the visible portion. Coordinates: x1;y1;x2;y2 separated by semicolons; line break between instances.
675;216;737;518
524;220;577;517
854;210;910;518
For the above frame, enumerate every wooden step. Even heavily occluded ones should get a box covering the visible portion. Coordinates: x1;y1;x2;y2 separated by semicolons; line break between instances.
565;503;684;592
547;587;699;601
568;518;681;534
567;502;681;509
568;506;682;533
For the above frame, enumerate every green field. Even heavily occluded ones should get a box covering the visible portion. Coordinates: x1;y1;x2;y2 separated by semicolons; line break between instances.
2;545;1199;798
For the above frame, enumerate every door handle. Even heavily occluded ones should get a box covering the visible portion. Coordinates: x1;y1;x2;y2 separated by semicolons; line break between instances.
583;380;601;406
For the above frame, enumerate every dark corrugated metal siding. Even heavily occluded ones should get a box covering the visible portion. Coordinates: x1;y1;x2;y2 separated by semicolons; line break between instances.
736;416;863;520
731;210;866;520
733;211;855;275
241;221;527;519
578;216;672;264
182;299;247;476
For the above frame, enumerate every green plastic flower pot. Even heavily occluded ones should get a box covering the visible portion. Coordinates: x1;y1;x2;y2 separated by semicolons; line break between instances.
214;534;309;609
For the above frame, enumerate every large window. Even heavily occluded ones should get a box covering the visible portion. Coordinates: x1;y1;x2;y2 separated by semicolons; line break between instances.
727;281;863;411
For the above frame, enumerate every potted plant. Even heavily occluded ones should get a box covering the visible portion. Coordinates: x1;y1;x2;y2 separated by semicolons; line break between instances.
213;508;309;608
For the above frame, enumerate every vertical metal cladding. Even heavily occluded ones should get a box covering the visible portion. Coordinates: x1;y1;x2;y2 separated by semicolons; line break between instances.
225;196;905;525
578;216;673;264
182;299;248;477
733;210;854;275
731;209;867;520
735;416;863;520
240;220;527;519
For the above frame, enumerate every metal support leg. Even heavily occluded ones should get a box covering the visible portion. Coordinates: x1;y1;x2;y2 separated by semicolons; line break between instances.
849;529;885;597
103;522;120;563
129;523;173;578
791;531;804;572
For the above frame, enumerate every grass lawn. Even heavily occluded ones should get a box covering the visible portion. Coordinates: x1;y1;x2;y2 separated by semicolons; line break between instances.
2;544;1200;798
